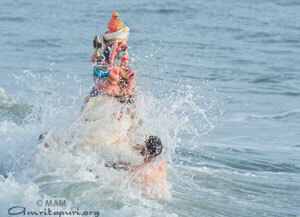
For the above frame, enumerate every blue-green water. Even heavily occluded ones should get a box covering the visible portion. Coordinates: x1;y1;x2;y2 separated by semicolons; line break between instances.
1;0;300;216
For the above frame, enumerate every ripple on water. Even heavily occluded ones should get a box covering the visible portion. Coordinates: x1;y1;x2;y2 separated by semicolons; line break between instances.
177;146;300;174
0;17;27;23
248;109;300;121
24;39;62;48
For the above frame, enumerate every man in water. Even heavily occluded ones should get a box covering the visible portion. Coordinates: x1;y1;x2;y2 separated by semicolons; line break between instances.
111;136;168;198
128;136;165;170
128;136;168;198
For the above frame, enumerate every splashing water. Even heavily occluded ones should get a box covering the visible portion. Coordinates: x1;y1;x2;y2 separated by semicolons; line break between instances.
0;53;219;216
2;0;300;215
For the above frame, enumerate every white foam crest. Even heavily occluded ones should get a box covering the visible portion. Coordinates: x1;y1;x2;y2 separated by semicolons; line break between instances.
0;87;16;104
0;175;42;216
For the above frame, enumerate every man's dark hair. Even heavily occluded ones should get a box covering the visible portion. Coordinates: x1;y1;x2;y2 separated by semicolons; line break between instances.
145;136;163;157
38;133;46;143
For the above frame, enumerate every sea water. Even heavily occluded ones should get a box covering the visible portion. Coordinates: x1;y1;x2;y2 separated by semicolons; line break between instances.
1;0;300;216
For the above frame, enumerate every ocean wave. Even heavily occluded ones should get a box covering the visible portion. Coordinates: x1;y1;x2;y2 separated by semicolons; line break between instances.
248;109;300;120
273;0;300;7
158;9;181;14
241;89;300;97
0;87;33;124
24;38;62;48
250;77;280;84
225;159;300;173
0;166;7;178
0;16;27;23
176;146;300;174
